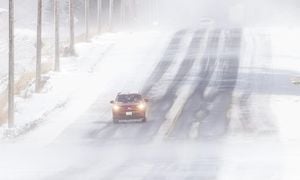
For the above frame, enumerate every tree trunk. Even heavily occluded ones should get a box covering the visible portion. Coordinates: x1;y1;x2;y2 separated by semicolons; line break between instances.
120;0;124;28
97;0;102;33
36;0;42;93
54;0;60;71
85;0;89;41
8;0;14;128
69;0;75;55
108;0;113;31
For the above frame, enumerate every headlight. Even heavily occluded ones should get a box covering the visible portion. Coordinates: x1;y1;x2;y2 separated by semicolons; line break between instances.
137;103;146;110
113;105;120;111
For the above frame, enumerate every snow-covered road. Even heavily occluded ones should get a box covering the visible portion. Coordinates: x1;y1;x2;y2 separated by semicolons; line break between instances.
1;28;300;180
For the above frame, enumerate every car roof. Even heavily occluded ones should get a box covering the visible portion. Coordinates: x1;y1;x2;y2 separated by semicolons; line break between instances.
117;93;141;96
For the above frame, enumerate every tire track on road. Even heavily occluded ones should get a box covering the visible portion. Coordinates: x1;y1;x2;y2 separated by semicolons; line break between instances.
138;29;208;141
88;30;188;142
142;30;187;95
170;29;242;140
168;29;222;139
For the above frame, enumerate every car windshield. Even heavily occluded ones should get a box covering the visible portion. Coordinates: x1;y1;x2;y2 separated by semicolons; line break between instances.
116;94;142;103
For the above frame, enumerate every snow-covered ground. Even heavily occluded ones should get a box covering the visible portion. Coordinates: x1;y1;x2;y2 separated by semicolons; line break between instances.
0;30;172;179
0;0;92;125
224;28;300;180
0;30;170;142
0;27;300;179
269;28;300;180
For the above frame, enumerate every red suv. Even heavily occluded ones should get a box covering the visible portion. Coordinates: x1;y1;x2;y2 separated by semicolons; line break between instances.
110;93;148;123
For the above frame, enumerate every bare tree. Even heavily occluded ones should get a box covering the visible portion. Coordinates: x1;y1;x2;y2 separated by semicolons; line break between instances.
8;0;15;128
54;0;60;71
108;0;114;31
97;0;102;33
69;0;75;55
120;0;125;27
85;0;89;41
36;0;42;92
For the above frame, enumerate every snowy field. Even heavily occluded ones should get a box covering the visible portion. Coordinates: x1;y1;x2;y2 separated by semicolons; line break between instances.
0;27;299;179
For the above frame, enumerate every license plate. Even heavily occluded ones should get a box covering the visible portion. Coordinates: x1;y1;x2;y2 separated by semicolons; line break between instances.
126;112;133;116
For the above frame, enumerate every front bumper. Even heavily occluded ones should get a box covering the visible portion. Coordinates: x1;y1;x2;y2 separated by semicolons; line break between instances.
113;110;145;120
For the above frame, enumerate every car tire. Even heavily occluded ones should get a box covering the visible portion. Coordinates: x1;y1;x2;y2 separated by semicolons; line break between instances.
113;117;119;123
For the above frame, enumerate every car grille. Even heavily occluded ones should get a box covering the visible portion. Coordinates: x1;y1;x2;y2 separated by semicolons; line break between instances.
121;105;138;111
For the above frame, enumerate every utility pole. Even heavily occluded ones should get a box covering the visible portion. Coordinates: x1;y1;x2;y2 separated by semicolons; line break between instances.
132;0;137;24
124;0;128;26
120;0;124;27
108;0;113;31
126;0;135;27
54;0;60;71
8;0;14;128
97;0;102;33
36;0;42;92
85;0;89;41
69;0;75;55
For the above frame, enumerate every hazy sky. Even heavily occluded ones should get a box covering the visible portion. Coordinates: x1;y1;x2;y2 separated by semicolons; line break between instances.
152;0;300;27
1;0;300;29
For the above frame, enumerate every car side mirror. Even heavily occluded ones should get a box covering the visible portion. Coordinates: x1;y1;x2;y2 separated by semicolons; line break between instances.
110;100;115;104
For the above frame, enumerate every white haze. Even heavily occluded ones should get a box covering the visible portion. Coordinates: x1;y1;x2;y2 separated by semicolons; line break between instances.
138;0;300;28
0;0;299;31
